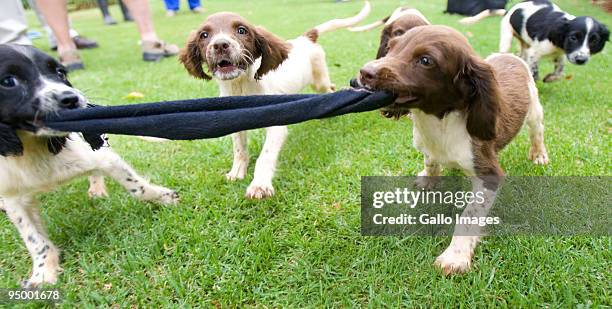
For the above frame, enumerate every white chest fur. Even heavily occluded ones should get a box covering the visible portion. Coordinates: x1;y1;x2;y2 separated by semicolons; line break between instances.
411;110;475;173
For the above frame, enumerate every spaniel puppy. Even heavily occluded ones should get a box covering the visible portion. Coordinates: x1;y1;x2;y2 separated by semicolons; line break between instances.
356;26;549;274
180;3;370;199
348;9;430;89
500;0;609;82
0;44;179;287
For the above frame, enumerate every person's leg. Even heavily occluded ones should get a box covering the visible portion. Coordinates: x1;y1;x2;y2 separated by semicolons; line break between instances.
0;0;32;45
35;0;76;53
97;0;117;25
188;0;201;10
118;0;133;22
122;0;179;61
164;0;179;11
35;0;83;70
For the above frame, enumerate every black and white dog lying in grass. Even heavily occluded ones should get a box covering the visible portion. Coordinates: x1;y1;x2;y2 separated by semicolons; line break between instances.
0;44;179;288
500;0;609;82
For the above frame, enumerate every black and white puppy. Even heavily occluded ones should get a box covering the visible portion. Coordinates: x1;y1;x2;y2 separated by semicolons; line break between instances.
500;0;609;82
0;44;179;288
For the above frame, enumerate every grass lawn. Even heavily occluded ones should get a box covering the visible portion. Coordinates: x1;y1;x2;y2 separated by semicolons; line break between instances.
1;0;611;306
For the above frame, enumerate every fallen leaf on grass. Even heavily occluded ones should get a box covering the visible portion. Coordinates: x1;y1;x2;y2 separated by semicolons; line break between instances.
125;91;144;100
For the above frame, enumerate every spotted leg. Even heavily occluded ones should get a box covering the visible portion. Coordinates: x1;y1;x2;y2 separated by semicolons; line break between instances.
92;149;179;204
3;196;61;288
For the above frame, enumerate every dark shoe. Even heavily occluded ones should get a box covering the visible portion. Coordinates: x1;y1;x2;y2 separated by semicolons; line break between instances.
73;36;98;49
59;50;84;71
104;15;117;25
142;40;179;62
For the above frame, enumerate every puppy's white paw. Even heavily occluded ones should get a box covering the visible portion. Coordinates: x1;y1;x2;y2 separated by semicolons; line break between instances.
22;250;61;288
226;169;246;181
434;247;473;276
245;182;275;199
139;185;180;205
88;183;108;198
529;145;549;165
415;170;440;190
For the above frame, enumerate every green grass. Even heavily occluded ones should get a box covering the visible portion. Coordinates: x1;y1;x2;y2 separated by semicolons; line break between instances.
1;0;611;307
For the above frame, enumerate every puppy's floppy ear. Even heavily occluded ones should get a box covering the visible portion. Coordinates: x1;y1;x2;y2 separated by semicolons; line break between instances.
47;137;67;155
548;18;569;47
456;56;500;141
179;30;211;80
0;123;23;157
376;27;392;59
254;26;290;80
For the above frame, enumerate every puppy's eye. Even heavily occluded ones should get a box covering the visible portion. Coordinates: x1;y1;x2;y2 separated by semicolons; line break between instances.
589;34;600;44
56;68;67;80
569;35;578;42
0;76;18;88
418;56;434;67
392;30;404;37
200;31;209;39
237;26;248;35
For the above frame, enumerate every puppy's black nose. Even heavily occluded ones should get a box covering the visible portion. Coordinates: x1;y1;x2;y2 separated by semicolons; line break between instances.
55;91;80;109
213;40;230;52
575;57;588;65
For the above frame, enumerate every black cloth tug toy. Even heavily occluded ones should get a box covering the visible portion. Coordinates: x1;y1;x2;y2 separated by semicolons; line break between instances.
42;89;394;142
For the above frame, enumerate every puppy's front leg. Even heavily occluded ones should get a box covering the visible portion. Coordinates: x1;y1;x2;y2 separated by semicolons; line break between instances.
3;196;61;287
435;177;498;275
226;131;249;181
543;55;565;83
246;126;288;199
87;174;108;198
416;155;442;189
93;149;179;205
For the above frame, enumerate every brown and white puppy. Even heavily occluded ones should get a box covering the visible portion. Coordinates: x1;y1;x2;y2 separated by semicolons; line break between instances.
348;8;429;89
356;26;549;274
180;3;370;199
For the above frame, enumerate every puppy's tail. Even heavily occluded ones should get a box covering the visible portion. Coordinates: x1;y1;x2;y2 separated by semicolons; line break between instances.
307;1;371;41
348;8;430;32
459;9;506;25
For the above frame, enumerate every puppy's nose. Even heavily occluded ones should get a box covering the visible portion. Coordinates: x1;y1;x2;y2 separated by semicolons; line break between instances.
213;40;230;52
575;56;588;65
55;91;80;109
359;66;378;86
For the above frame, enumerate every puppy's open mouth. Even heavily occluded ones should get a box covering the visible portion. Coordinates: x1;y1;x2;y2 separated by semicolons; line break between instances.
214;59;243;74
380;95;419;119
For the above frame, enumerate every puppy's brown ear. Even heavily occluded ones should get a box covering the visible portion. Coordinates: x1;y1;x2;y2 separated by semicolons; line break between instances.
254;27;290;80
0;123;23;157
179;30;211;80
376;27;392;59
457;56;500;141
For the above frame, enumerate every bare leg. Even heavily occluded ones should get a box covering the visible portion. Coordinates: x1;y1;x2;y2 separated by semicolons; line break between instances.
246;126;288;199
3;196;61;288
226;131;249;181
121;0;158;42
35;0;76;54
